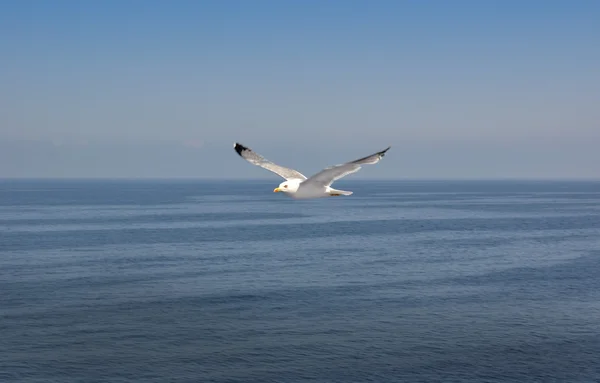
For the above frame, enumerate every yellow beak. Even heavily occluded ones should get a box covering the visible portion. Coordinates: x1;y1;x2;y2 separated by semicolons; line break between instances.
274;187;281;192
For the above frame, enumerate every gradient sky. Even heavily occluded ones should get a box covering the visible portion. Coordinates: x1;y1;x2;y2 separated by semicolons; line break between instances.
1;0;599;179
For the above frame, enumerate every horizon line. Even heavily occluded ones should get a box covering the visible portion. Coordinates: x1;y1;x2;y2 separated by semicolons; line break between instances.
1;177;600;182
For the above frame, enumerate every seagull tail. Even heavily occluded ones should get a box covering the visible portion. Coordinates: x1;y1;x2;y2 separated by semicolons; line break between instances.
328;188;353;197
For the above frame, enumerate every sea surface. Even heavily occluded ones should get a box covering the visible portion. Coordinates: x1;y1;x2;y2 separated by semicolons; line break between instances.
1;179;600;383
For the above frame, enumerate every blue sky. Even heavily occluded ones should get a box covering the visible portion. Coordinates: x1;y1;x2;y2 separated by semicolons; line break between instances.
1;0;599;178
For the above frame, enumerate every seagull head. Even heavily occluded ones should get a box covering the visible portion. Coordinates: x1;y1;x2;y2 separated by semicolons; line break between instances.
274;180;299;193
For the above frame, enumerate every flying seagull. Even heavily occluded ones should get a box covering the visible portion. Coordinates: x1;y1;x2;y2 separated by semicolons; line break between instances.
233;142;391;199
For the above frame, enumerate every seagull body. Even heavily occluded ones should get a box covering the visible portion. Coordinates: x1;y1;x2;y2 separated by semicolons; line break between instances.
233;142;391;199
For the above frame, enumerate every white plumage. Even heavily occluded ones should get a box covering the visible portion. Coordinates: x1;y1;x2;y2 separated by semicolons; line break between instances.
233;142;391;199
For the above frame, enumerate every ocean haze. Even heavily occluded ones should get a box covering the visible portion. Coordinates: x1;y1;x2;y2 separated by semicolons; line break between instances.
0;138;598;179
1;1;599;179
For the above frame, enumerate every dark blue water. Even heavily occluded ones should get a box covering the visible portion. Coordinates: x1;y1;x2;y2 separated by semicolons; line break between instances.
1;179;600;382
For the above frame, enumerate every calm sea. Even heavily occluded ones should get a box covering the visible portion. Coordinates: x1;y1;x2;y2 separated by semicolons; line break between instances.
1;179;600;382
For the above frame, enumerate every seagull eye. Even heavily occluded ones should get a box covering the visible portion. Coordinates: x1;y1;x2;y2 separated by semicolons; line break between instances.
284;185;288;188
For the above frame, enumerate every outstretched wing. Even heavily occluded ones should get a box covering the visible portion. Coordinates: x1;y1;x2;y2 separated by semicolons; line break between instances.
302;146;391;187
233;142;307;181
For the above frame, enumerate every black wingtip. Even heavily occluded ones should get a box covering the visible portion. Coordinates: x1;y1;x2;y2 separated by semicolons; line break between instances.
381;146;391;156
233;142;247;156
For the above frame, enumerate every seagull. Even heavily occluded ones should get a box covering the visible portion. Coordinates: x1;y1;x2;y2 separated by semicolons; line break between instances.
233;142;391;199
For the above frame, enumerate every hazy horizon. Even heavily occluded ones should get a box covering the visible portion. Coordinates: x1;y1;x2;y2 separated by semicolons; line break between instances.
2;1;599;179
